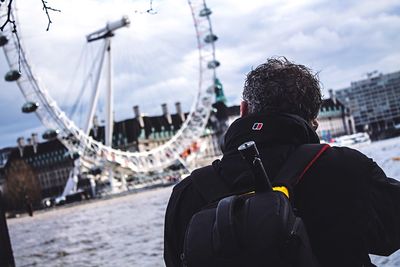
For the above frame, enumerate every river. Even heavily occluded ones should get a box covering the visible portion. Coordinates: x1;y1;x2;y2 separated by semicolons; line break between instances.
7;137;400;266
8;186;172;267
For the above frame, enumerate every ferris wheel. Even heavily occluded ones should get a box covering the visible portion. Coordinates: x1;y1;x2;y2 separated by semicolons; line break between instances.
0;0;220;175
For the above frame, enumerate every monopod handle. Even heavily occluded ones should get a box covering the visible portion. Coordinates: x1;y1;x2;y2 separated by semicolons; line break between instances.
238;141;272;192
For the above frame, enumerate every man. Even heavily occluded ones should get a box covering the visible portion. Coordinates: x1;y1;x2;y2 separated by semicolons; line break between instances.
164;57;400;266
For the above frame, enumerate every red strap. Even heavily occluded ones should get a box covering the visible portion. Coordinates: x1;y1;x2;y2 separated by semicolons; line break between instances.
296;144;330;184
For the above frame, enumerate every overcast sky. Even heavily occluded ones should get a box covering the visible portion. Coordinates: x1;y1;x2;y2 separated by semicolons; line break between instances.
0;0;399;148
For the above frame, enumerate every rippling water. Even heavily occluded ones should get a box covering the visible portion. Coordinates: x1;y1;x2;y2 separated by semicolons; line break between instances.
8;187;400;267
8;186;173;267
7;137;400;266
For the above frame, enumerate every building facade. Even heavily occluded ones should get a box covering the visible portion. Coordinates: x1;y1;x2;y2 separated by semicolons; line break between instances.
335;71;400;138
1;138;74;209
89;100;240;160
316;90;355;141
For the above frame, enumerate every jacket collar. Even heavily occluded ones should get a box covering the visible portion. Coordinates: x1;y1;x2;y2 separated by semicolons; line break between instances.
223;111;320;153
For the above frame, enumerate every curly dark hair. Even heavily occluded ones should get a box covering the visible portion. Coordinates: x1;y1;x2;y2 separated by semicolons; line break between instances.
243;57;322;121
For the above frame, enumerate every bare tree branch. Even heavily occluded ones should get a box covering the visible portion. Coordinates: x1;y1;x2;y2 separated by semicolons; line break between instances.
0;0;59;72
0;0;16;32
0;0;20;71
41;0;61;31
134;0;158;15
147;0;157;14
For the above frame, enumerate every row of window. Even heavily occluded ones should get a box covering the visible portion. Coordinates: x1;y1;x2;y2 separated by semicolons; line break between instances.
39;168;70;189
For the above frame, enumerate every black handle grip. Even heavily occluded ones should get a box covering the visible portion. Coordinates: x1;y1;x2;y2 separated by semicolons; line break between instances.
238;141;272;192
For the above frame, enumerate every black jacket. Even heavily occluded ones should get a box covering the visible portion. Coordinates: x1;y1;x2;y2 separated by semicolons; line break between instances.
164;112;400;267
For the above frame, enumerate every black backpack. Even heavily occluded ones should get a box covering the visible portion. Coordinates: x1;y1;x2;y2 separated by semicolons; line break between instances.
182;142;330;267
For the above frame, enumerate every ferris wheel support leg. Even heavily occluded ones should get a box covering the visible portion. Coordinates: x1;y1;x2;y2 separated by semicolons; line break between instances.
121;174;127;191
84;38;109;135
105;37;116;191
59;159;80;202
105;37;114;148
108;169;115;192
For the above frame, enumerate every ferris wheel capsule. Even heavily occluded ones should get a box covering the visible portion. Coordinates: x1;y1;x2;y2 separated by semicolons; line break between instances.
0;35;8;46
22;101;39;113
207;60;220;69
4;70;21;82
204;34;218;43
199;7;212;17
42;129;59;140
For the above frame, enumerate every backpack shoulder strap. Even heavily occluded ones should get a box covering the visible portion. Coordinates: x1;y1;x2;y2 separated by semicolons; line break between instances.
273;144;330;198
191;159;230;204
191;144;329;203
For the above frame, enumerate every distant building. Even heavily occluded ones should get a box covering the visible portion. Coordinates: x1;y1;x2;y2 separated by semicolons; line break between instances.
316;90;355;141
89;102;240;164
335;70;400;138
2;138;74;203
89;102;188;152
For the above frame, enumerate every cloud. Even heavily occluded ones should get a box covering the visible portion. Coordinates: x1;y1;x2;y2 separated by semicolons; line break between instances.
211;0;400;93
0;0;399;148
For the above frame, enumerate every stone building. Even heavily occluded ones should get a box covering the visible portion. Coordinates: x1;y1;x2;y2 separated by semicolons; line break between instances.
316;90;355;141
89;101;240;163
1;137;74;205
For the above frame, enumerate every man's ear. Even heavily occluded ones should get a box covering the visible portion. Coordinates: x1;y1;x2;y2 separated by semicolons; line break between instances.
240;101;249;117
310;118;319;131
